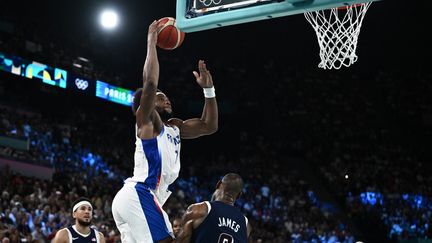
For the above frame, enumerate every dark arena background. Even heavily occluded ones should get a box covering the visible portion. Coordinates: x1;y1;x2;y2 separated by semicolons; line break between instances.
1;0;432;242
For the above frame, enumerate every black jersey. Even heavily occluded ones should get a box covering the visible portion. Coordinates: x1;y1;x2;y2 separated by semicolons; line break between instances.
192;201;248;243
66;226;100;243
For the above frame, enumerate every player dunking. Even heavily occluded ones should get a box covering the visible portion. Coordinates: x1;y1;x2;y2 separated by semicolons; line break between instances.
111;20;218;243
176;173;252;243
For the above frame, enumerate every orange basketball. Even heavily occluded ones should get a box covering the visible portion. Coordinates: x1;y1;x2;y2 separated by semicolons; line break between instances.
156;17;185;50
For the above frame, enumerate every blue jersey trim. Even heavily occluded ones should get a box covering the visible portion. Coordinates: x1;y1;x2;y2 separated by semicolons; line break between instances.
135;184;171;242
141;138;162;190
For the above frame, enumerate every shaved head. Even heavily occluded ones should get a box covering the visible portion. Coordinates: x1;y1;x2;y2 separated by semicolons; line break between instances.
220;173;243;198
212;173;244;204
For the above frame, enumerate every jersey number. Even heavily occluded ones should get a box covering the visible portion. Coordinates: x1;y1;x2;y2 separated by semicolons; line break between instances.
175;150;179;163
218;233;234;243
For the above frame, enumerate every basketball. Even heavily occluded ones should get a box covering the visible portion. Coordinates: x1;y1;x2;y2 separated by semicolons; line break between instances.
156;17;185;50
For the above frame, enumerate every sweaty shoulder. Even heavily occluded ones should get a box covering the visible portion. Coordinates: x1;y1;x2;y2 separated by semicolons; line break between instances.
167;118;183;129
190;202;208;215
53;228;69;243
183;202;210;230
187;202;208;217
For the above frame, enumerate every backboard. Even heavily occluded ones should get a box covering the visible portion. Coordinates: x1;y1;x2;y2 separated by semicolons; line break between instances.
176;0;378;33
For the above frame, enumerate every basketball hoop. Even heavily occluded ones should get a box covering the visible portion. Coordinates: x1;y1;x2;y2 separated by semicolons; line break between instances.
304;2;372;69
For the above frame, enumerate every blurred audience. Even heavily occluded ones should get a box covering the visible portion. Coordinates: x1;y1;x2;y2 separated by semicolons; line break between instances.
1;17;432;242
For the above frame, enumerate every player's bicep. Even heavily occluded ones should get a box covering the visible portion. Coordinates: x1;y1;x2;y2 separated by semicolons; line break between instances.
168;118;202;139
179;118;211;139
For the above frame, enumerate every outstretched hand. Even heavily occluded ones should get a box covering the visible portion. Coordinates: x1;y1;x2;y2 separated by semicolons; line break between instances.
193;60;214;88
147;20;159;46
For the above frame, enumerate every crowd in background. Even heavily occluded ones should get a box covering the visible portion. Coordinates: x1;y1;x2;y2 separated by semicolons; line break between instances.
0;100;352;242
318;144;432;241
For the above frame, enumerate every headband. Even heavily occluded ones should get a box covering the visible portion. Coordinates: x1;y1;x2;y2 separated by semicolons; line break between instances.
73;201;92;213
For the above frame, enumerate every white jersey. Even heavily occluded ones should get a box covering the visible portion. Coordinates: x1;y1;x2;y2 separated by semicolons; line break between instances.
125;124;181;206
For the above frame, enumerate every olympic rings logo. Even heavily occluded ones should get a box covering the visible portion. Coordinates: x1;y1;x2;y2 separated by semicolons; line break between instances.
75;78;89;90
199;0;222;7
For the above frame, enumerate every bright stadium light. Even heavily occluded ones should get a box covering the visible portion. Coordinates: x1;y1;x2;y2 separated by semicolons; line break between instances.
100;10;119;30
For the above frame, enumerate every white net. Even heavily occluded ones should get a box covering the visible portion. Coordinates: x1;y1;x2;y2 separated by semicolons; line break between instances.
304;2;372;69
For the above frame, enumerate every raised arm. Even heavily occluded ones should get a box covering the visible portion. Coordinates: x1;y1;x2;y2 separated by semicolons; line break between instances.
136;21;160;138
169;60;218;139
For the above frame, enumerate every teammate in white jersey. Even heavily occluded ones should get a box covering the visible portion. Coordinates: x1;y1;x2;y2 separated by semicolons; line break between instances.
111;20;218;243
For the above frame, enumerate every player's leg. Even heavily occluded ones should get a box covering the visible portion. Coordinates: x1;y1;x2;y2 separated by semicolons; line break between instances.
112;187;138;243
132;183;175;242
113;183;157;242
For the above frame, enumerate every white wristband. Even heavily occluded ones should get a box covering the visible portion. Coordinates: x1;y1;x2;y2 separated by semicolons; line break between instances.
203;87;216;98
